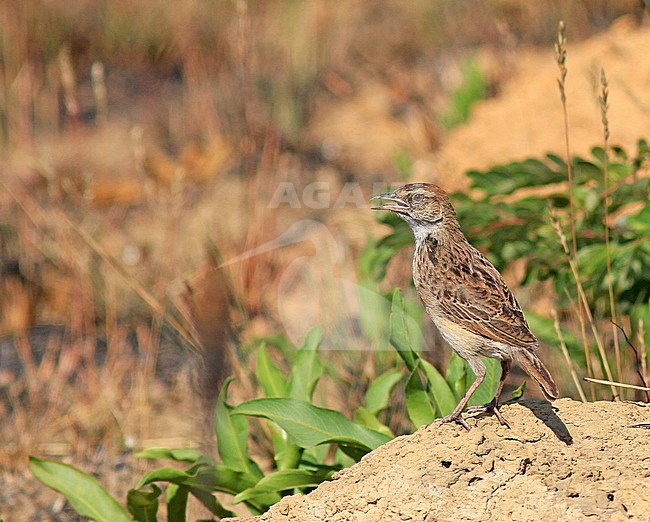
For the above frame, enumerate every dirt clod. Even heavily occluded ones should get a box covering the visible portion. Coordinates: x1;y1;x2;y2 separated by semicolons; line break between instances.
231;399;649;522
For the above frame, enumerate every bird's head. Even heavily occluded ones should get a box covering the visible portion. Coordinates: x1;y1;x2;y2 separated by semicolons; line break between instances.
370;183;458;237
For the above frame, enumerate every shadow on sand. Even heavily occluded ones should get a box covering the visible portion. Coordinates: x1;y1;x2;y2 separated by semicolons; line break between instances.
519;399;573;445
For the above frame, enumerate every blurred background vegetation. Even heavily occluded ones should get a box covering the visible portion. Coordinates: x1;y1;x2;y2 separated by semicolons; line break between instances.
1;0;649;519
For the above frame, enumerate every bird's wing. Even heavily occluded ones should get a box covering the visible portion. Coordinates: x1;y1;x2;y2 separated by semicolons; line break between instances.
432;243;537;348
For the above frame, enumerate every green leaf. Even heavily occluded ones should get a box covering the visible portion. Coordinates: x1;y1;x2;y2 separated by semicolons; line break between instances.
302;445;330;468
274;443;303;471
136;464;239;495
364;369;403;415
232;398;390;452
391;290;456;419
188;488;238;518
135;448;203;463
233;469;334;504
440;57;486;128
420;360;457;416
135;463;277;513
214;377;263;479
357;282;391;345
445;353;468;402
405;364;436;428
389;289;420;370
333;447;356;468
510;381;526;401
353;406;394;438
28;457;132;522
136;467;206;490
256;344;287;397
254;344;294;465
467;358;501;406
288;327;324;401
166;484;188;522
127;485;161;522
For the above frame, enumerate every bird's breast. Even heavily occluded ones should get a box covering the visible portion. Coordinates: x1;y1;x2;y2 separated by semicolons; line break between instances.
412;238;445;310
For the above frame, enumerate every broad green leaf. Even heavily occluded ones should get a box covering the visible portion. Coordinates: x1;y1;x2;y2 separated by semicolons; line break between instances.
255;343;299;471
136;467;209;490
214;377;263;479
165;484;188;522
233;469;334;504
467;358;501;406
28;457;132;522
288;326;324;401
136;465;275;514
420;360;457;416
389;289;419;370
402;296;426;350
364;369;403;415
391;290;456;419
445;353;468;402
302;445;330;467
353;406;394;438
135;448;202;463
257;390;298;469
405;364;436;428
337;444;369;462
274;443;303;471
232;398;390;451
127;485;161;522
136;464;242;494
357;282;391;344
333;447;356;468
256;344;287;397
188;488;238;518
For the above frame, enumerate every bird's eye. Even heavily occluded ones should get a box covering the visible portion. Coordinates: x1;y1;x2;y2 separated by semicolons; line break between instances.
412;193;424;203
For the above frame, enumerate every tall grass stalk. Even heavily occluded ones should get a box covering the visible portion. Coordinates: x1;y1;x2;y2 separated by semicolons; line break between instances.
552;309;587;402
583;377;650;393
550;209;619;399
598;68;623;387
611;321;650;401
639;320;648;395
554;21;596;398
91;62;108;126
554;21;577;260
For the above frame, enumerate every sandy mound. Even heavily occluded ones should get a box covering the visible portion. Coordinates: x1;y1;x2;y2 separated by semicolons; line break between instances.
231;399;649;522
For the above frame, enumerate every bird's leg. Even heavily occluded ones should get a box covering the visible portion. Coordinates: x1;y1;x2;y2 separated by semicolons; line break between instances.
466;359;512;428
436;362;486;431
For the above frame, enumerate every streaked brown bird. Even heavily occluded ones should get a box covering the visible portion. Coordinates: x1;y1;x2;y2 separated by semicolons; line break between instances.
371;183;558;430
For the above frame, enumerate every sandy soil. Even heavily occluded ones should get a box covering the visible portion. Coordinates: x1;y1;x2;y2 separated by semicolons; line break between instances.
231;399;650;522
433;17;650;191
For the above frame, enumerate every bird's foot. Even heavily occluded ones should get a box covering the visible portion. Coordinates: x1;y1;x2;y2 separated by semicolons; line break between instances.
466;399;511;429
437;412;472;432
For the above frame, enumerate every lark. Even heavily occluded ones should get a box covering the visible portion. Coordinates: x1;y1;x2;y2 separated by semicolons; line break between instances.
371;183;558;430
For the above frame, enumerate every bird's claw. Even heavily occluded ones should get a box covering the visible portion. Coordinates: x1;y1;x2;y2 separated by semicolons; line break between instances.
437;412;472;431
466;400;511;429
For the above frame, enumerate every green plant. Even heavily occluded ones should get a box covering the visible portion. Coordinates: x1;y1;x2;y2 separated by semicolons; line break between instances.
440;57;487;129
460;143;649;310
366;141;650;397
30;298;509;520
29;328;395;520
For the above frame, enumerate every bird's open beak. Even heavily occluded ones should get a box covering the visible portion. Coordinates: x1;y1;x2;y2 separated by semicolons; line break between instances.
370;192;409;213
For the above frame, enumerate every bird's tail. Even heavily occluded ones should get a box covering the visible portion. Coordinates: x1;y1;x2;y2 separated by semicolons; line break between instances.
513;348;559;400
